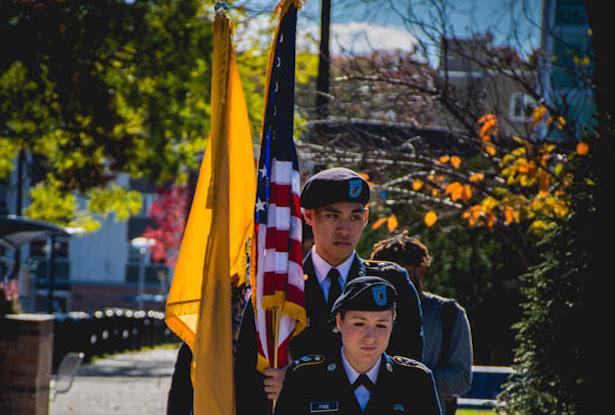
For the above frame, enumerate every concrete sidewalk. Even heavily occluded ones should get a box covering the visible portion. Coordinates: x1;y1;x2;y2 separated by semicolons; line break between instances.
50;346;180;415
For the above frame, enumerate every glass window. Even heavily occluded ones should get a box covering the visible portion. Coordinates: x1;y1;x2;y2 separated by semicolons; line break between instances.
509;93;537;121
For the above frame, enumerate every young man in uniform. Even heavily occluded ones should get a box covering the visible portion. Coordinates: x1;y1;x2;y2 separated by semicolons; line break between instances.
262;167;424;401
168;167;424;413
371;233;473;415
274;276;442;415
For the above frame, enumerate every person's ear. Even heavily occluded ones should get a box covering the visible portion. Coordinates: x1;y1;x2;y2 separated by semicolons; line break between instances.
304;209;315;226
362;207;369;227
335;313;342;333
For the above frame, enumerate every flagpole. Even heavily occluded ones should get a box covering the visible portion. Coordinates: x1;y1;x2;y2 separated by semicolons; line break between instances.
272;307;280;412
273;308;280;370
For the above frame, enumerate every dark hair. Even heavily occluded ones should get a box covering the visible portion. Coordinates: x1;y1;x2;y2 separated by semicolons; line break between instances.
370;231;432;267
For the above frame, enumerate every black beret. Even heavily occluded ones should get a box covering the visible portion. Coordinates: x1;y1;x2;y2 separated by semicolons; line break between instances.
331;276;397;316
300;167;370;209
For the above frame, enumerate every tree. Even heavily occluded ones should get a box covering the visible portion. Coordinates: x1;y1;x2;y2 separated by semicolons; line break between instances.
294;0;596;367
499;2;611;413
1;0;213;230
1;1;319;233
142;183;189;268
298;1;589;271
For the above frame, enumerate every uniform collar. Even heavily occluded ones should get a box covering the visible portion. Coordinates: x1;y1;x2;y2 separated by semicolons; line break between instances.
340;347;381;384
311;247;356;287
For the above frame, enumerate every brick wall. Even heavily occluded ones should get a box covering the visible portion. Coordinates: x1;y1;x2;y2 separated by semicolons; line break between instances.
0;314;54;415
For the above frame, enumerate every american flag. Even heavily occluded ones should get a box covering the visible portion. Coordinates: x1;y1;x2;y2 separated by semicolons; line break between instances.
252;0;306;372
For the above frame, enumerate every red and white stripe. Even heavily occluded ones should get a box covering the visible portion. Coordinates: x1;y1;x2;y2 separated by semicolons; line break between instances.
254;159;304;369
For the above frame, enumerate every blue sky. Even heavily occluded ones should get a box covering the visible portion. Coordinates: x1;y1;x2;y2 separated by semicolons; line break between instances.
237;0;542;63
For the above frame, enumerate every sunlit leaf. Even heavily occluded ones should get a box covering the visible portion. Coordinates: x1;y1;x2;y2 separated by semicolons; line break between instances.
485;144;496;156
530;105;548;127
541;144;556;153
371;217;388;230
487;212;496;228
478;113;496;124
462;185;473;201
387;214;399;233
445;182;463;201
469;173;484;183
424;210;437;227
504;207;514;225
450;156;462;168
576;141;589;155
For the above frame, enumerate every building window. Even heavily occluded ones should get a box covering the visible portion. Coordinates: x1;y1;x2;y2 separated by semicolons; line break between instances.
30;237;69;258
139;193;155;216
509;93;537;122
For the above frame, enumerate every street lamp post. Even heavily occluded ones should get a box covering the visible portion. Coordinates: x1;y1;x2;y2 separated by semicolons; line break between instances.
130;237;156;310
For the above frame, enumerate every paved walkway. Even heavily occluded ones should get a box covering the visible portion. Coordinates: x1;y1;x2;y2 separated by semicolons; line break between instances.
50;346;179;415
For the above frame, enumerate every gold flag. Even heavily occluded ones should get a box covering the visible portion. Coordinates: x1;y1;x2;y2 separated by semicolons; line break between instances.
165;9;256;415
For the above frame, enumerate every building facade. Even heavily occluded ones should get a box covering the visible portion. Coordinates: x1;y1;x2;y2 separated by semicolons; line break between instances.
540;0;595;139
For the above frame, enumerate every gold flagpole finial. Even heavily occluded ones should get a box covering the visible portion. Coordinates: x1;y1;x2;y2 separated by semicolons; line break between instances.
214;1;229;13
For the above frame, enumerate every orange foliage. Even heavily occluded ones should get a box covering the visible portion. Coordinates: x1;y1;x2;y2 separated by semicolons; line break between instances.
371;217;387;230
485;144;496;156
450;156;462;168
576;141;589;155
424;210;438;227
445;182;464;201
469;173;484;183
487;212;496;228
504;206;515;225
462;185;473;202
530;105;548;128
387;214;399;233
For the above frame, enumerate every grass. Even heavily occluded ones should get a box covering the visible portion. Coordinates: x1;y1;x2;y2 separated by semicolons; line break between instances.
458;410;496;415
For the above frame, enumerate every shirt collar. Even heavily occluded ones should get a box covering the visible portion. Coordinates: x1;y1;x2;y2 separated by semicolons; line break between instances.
311;247;356;286
340;347;381;384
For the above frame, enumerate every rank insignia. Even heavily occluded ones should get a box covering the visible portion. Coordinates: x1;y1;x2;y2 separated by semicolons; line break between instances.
292;355;325;371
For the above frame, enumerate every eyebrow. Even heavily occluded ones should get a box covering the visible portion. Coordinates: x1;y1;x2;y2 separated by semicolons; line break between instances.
322;207;366;214
348;316;390;322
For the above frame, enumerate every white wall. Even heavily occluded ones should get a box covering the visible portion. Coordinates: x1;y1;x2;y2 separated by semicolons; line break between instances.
69;215;128;283
69;174;131;283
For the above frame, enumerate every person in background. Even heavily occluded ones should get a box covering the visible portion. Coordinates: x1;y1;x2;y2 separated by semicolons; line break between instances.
166;342;193;415
274;276;441;415
371;232;473;415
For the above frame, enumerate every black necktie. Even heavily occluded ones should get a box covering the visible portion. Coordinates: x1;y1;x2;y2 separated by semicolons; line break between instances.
352;374;375;392
327;268;342;311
